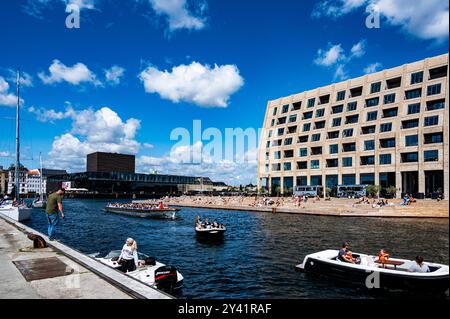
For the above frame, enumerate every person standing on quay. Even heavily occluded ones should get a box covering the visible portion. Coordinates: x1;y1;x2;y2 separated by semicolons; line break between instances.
45;188;66;241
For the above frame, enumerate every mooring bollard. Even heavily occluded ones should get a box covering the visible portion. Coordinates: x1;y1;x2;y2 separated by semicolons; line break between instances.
272;207;277;214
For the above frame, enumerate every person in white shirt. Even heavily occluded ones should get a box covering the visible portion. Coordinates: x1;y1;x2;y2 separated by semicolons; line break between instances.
118;238;139;272
408;256;430;273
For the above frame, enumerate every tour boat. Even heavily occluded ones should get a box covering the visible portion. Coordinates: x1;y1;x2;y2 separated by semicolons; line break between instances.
104;204;180;219
296;250;449;292
94;250;184;293
195;224;227;238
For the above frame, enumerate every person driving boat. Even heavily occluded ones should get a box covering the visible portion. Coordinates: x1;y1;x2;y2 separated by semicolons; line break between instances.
338;242;359;264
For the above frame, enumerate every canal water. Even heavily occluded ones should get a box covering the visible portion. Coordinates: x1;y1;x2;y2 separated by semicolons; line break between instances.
23;199;449;299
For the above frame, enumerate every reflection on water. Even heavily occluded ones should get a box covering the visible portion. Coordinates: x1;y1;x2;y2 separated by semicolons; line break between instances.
23;199;449;299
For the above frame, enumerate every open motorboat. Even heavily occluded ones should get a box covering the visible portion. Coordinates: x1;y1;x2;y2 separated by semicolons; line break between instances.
104;203;180;219
0;200;32;221
94;250;184;293
195;223;227;238
296;250;449;292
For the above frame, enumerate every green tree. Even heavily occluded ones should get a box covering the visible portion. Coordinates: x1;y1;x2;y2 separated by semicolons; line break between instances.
387;186;397;198
366;184;381;198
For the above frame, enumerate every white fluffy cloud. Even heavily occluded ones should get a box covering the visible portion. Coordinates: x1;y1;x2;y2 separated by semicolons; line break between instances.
364;62;383;74
38;60;101;86
149;0;206;32
314;44;346;66
312;0;449;41
0;76;21;107
139;61;244;108
104;66;125;86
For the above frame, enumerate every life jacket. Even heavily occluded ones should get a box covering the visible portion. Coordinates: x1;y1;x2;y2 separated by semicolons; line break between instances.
378;252;390;262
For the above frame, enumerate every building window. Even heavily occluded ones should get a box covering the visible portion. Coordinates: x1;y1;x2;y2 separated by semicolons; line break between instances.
402;119;419;129
370;82;381;94
360;156;375;166
319;94;330;104
314;121;326;129
326;159;339;168
382;108;398;118
429;66;448;80
424;116;439;127
361;125;376;135
274;151;281;160
384;93;396;104
292;101;302;111
332;105;343;114
345;115;359;124
342;142;356;152
284;138;293;145
380;123;392;132
342;128;354;137
427;83;442;96
327;131;340;139
298;135;309;143
271;119;275;127
311;160;320;169
424;132;443;144
329;144;339;154
303;111;313;120
307;98;316;108
297;161;308;170
407;103;421;114
367;111;378;121
386;77;402;89
272;107;278;116
277;128;285;136
316;108;325;118
287;126;297;134
303;123;311;132
405;88;422;100
311;133;321;142
347;102;357;112
311;147;322;155
282;104;289;113
426;99;445;111
337;91;346;101
410;71;423;85
299;148;308;157
283;162;292;171
379;154;392;165
364;140;375;151
342;157;353;167
405;135;418;147
271;163;281;172
366;97;379;107
332;118;342;127
401;152;418;163
289;115;297;123
424;150;439;162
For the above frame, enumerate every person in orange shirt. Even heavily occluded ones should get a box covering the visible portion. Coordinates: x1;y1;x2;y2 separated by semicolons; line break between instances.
377;249;390;268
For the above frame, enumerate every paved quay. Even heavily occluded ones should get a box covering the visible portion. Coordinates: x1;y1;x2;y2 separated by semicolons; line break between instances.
166;197;449;218
0;214;173;299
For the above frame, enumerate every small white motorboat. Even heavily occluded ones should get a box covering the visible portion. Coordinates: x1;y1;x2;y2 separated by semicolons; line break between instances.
0;200;32;222
94;250;184;293
195;224;227;238
296;250;449;292
104;203;180;219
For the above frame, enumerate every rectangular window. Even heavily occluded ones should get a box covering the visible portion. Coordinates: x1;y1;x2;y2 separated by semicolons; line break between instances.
427;83;442;96
424;132;443;144
364;140;375;151
277;117;287;125
345;115;359;124
299;148;308;157
342;142;356;152
332;118;342;127
424;150;439;162
370;82;381;94
314;121;326;129
424;116;439;127
277;128;285;136
303;123;311;132
382;108;398;118
303;111;313;120
289;115;297;123
311;147;322;155
292;101;302;111
271;119;275;127
407;103;421;114
283;162;292;171
366;97;379;107
328;131;340;139
326;159;339;168
307;98;315;108
429;66;448;80
361;125;376;135
401;152;418;163
379;154;392;165
405;135;418;147
298;135;309;143
405;88;422;100
297;161;308;170
402;119;419;129
360;156;375;166
410;71;423;84
366;111;378;121
386;77;402;89
329;144;339;154
347;102;357;112
287;126;297;134
311;160;320;169
316;108;325;118
332;105;343;114
311;133;321;142
272;107;278;116
337;91;346;101
282;104;289;113
342;128;354;137
384;93;396;104
350;86;363;97
426;99;445;111
272;164;281;171
380;123;392;132
284;138;293;145
319;95;330;104
342;157;353;167
274;151;281;160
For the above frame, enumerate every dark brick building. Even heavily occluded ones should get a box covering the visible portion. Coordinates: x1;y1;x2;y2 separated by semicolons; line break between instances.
87;152;135;173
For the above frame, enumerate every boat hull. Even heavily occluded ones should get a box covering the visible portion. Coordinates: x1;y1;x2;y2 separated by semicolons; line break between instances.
104;206;180;219
0;206;32;222
195;228;226;238
298;256;449;292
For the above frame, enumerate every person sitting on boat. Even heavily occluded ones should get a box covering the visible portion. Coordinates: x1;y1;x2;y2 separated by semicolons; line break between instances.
195;214;202;227
338;242;358;264
408;256;430;273
159;201;164;209
117;238;139;273
376;249;390;265
212;220;219;228
204;218;211;226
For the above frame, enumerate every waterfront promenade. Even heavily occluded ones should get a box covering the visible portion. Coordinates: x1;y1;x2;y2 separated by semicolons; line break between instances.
0;214;172;299
166;196;449;218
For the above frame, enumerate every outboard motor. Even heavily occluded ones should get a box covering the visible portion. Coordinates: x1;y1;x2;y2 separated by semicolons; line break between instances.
154;266;178;293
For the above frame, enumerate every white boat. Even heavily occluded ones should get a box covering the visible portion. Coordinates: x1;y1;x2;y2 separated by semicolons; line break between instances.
94;250;184;293
32;154;47;209
195;224;227;238
0;200;32;221
104;204;180;219
296;250;449;292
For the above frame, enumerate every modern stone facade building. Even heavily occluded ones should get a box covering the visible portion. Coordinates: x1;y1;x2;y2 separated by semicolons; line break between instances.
258;54;449;199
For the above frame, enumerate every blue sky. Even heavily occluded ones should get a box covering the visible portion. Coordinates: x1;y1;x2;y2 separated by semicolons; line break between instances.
0;0;448;185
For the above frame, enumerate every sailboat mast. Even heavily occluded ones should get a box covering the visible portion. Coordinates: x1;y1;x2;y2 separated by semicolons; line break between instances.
39;153;43;197
15;70;20;200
